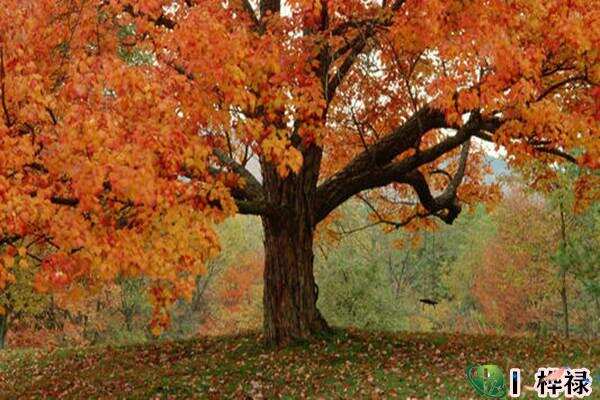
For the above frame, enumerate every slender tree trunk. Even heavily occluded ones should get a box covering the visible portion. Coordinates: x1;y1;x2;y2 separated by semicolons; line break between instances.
595;296;600;339
559;202;569;338
560;270;569;338
120;290;134;332
261;146;329;346
124;309;133;332
0;312;8;349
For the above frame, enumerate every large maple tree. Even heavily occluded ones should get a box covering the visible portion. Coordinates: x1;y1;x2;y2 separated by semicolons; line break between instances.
0;0;598;345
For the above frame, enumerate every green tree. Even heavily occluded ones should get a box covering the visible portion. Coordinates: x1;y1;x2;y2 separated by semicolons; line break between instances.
546;167;600;338
0;253;49;348
315;201;491;332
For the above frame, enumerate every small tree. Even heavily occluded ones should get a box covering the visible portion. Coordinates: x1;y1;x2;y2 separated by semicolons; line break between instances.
0;252;49;349
545;168;600;338
470;188;558;335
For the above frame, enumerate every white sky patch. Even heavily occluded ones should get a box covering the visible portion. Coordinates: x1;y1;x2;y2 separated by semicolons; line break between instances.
439;126;507;159
476;137;507;158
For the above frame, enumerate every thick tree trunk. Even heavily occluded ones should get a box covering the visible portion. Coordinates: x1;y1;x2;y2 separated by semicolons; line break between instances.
262;213;329;346
260;146;329;346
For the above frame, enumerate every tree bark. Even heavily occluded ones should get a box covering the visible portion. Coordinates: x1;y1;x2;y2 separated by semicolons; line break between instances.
0;312;8;349
262;214;329;345
260;146;329;346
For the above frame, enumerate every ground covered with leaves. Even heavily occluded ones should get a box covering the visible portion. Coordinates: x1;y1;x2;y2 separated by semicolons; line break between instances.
0;330;598;399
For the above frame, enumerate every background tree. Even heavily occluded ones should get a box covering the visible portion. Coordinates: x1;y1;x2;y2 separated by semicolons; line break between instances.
204;251;264;335
316;203;413;331
317;199;468;331
168;215;262;338
0;252;49;348
0;0;598;345
470;188;558;335
544;167;600;338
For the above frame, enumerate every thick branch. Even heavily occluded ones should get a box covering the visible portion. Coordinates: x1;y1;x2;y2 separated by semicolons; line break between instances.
332;140;470;233
316;111;496;222
315;106;446;218
442;139;471;198
235;199;270;215
213;148;264;200
326;30;372;103
241;0;260;26
260;0;280;17
50;196;79;207
398;140;471;224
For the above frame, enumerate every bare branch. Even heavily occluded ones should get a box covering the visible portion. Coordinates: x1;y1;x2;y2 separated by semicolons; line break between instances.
0;235;21;247
163;59;195;81
537;75;590;102
355;193;419;230
333;214;417;235
390;0;407;11
326;30;372;103
213;148;263;200
536;147;578;164
430;169;453;181
46;107;58;125
475;129;578;164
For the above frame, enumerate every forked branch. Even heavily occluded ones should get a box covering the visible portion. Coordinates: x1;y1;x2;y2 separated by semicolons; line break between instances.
315;110;494;223
398;140;471;224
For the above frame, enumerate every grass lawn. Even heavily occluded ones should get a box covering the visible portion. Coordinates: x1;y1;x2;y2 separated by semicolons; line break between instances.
0;329;598;399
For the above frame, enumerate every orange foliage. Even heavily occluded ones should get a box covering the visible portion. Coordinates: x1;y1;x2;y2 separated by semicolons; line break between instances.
6;323;58;349
200;252;263;335
218;254;263;312
472;188;559;334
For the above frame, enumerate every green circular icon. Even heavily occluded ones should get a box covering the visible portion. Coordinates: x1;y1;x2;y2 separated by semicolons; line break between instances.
466;364;507;398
